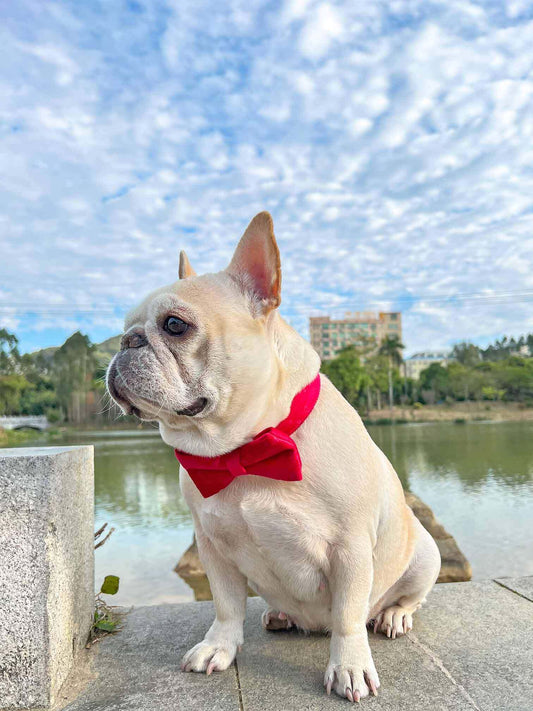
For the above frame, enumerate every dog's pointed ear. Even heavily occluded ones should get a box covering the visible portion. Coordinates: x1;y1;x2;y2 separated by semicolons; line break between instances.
179;250;196;279
226;212;281;313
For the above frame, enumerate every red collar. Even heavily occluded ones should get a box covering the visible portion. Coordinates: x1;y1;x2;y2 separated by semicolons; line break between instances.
175;374;321;498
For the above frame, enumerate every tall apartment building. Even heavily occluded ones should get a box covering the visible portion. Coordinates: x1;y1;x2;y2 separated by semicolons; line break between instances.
309;312;402;360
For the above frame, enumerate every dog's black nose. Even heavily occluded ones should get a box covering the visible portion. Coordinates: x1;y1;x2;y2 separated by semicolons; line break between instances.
121;331;148;350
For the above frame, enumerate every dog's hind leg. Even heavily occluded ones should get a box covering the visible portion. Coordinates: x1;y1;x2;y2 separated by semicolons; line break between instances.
262;608;297;631
369;517;441;639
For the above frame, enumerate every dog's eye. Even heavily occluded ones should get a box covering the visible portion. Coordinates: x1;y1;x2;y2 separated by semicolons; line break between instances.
163;316;189;336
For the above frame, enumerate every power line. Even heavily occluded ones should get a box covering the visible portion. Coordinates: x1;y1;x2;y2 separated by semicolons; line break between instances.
1;289;533;317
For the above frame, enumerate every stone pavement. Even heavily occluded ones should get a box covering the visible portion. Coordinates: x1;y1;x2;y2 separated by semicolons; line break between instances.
58;577;533;711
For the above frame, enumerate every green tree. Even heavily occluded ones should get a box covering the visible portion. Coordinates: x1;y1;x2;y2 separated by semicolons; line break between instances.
321;346;366;407
492;357;533;401
451;342;481;367
365;354;390;410
378;335;405;411
52;332;97;423
0;374;29;415
0;330;26;414
0;328;21;375
419;363;450;402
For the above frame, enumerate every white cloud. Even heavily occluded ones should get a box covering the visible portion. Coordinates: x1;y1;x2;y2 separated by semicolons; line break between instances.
298;3;345;59
1;0;533;354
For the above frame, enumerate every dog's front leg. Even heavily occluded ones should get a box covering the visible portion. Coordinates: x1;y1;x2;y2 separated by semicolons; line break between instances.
181;528;247;675
324;539;380;702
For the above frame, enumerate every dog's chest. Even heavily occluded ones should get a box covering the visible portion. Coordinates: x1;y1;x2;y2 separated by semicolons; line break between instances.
197;490;331;603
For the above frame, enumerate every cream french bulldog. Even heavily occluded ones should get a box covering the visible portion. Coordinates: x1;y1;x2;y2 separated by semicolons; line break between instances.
107;212;441;702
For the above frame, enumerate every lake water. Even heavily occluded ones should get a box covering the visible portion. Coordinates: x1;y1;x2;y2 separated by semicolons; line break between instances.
13;421;533;606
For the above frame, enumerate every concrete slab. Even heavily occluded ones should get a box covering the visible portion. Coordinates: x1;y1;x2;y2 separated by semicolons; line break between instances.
59;577;533;711
239;598;473;710
60;603;242;711
495;575;533;603
413;579;533;711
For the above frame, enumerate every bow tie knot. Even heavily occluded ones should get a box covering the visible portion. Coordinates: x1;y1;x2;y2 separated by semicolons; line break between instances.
175;374;321;498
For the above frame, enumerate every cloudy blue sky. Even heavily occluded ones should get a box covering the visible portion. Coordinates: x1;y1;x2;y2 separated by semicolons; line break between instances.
1;0;533;355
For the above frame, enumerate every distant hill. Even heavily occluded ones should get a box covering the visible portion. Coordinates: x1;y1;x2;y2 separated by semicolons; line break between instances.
32;334;121;365
95;335;122;363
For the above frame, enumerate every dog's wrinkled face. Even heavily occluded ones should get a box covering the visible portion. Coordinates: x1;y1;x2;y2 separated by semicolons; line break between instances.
106;212;282;450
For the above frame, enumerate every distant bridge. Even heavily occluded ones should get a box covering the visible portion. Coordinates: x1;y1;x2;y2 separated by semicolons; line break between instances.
0;416;49;431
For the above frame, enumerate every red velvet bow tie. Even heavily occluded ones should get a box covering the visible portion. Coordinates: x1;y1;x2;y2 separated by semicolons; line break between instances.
175;374;321;498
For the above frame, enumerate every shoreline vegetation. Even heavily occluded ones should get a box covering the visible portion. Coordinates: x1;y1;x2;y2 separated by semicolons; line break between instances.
1;327;533;432
2;400;531;450
363;401;533;425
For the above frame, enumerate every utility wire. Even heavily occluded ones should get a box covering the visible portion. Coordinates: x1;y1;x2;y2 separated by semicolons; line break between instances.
1;289;533;316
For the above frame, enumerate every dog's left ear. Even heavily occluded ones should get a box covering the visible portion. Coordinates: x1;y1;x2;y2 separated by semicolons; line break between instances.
226;211;281;313
179;250;197;279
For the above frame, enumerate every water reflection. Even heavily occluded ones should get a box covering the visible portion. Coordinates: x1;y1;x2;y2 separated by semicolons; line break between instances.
368;421;533;582
95;436;191;529
369;421;533;490
9;422;533;604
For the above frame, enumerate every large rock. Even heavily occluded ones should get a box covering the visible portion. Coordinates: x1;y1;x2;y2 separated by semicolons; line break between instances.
175;491;471;599
404;491;471;582
0;446;94;710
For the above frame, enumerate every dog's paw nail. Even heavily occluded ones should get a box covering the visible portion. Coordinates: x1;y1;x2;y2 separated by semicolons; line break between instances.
346;688;353;702
278;612;287;620
354;689;361;703
326;679;332;696
206;661;215;675
367;677;378;696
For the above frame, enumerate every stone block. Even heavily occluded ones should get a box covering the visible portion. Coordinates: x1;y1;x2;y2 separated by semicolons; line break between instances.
0;446;94;710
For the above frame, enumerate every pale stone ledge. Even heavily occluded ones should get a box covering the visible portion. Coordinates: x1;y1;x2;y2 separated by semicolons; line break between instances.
0;447;94;710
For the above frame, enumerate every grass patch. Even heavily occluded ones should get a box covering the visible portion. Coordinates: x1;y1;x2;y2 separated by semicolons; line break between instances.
87;595;124;646
87;574;124;647
364;417;409;426
0;428;42;447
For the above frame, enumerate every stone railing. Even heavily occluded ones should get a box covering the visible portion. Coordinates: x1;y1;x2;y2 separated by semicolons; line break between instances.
0;416;49;431
0;446;94;710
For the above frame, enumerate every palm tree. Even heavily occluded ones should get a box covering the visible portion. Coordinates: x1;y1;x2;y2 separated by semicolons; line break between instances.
378;335;405;413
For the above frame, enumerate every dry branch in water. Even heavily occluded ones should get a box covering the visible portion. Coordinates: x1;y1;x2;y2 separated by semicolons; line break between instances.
94;522;116;549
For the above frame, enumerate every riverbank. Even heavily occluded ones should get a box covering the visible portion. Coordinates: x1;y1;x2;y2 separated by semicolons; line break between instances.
0;421;151;447
2;400;531;449
364;400;533;424
0;427;50;447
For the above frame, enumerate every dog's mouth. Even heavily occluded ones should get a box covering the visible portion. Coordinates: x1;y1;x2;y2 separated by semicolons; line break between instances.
107;359;209;420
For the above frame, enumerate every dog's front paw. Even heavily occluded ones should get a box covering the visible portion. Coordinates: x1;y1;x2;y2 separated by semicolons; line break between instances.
181;640;237;675
324;658;379;702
